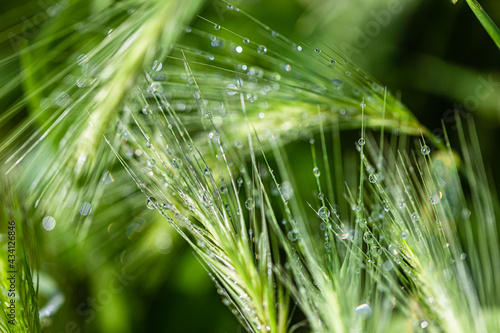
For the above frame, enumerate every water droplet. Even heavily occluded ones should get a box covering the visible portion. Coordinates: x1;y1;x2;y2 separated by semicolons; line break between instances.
368;174;378;183
358;138;365;146
330;59;336;65
77;54;88;66
280;181;294;200
443;268;452;281
42;216;56;231
411;212;419;221
76;78;86;88
219;185;228;194
460;252;467;260
401;231;408;239
243;38;250;44
360;100;366;108
421;145;431;155
388;244;398;255
79;202;92;216
245;198;254;210
318;206;330;219
397;200;406;210
208;131;220;141
126;221;144;239
420;321;428;329
354;304;372;319
55;92;70;107
226;83;237;95
429;194;439;205
152;60;162;71
172;158;182;169
161;202;173;211
313;167;321;177
383;260;393;271
287;230;298;241
145;141;152;149
165;145;173;155
371;245;382;255
214;24;220;30
102;171;114;184
257;45;267;54
147;158;156;169
315;48;321;54
363;232;373;244
156;232;172;254
226;4;233;10
146;197;158;210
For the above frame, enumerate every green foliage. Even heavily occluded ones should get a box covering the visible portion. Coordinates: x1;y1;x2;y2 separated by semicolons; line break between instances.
0;0;499;332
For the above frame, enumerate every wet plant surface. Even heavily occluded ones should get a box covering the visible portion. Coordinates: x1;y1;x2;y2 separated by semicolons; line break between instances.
0;0;500;332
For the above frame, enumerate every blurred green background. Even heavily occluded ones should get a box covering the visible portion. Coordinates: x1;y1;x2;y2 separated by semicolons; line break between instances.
1;0;499;332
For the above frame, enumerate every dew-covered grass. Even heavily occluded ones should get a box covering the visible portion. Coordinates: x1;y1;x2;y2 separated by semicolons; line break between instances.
1;0;500;332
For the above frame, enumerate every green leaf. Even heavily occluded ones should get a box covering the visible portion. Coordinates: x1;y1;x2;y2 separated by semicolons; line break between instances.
464;0;500;50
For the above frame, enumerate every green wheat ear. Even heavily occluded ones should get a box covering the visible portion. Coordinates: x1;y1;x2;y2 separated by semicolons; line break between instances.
1;0;206;237
1;0;499;332
1;0;436;237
